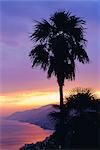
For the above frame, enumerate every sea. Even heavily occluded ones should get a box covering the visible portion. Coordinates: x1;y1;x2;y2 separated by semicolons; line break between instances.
0;119;52;150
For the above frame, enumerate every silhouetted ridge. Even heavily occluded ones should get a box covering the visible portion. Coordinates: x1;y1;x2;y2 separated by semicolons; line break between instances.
7;104;58;130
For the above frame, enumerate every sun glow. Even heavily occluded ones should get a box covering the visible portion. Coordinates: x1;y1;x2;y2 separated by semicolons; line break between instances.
94;91;100;99
0;90;59;116
0;90;99;116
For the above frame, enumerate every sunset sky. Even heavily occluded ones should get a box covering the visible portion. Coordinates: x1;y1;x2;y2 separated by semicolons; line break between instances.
0;0;100;116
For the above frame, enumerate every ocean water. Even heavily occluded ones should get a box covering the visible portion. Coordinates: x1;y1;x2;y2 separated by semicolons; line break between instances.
0;119;52;150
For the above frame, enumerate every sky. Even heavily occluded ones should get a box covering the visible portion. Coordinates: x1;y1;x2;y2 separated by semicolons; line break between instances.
0;0;100;116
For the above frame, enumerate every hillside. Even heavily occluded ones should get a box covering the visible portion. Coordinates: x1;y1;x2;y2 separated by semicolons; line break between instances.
7;104;58;130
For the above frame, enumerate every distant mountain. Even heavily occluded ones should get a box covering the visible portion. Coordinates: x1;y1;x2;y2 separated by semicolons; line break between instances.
7;104;58;130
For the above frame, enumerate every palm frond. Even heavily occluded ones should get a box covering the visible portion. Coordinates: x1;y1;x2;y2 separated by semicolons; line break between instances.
50;11;71;32
74;45;89;63
30;19;52;42
29;44;49;71
69;15;85;28
64;63;75;80
47;56;55;78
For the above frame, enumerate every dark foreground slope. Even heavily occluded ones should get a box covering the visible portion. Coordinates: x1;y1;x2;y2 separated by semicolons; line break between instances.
20;110;100;150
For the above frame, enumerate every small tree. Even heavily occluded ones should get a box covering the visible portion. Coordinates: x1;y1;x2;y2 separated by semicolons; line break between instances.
29;11;89;111
66;88;96;112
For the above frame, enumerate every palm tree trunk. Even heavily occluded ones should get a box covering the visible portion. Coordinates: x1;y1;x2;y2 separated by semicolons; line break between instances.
59;85;65;148
59;85;64;111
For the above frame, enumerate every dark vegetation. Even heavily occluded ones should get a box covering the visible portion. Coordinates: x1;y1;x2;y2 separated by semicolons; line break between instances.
49;89;100;149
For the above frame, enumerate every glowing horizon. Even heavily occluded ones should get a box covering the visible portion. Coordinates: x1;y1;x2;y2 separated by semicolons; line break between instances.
0;89;100;116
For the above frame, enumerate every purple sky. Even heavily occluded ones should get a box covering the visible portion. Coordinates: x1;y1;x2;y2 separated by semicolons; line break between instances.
0;0;100;94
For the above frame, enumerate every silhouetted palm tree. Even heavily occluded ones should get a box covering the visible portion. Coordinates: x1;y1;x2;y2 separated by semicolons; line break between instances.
29;11;89;111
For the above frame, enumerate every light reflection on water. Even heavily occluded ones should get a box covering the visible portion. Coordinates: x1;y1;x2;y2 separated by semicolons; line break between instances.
0;119;52;150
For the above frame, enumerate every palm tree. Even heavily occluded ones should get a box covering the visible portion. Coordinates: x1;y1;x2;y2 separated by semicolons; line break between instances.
29;11;89;111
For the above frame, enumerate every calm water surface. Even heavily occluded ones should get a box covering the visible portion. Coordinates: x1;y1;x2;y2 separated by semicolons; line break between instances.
0;119;52;150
